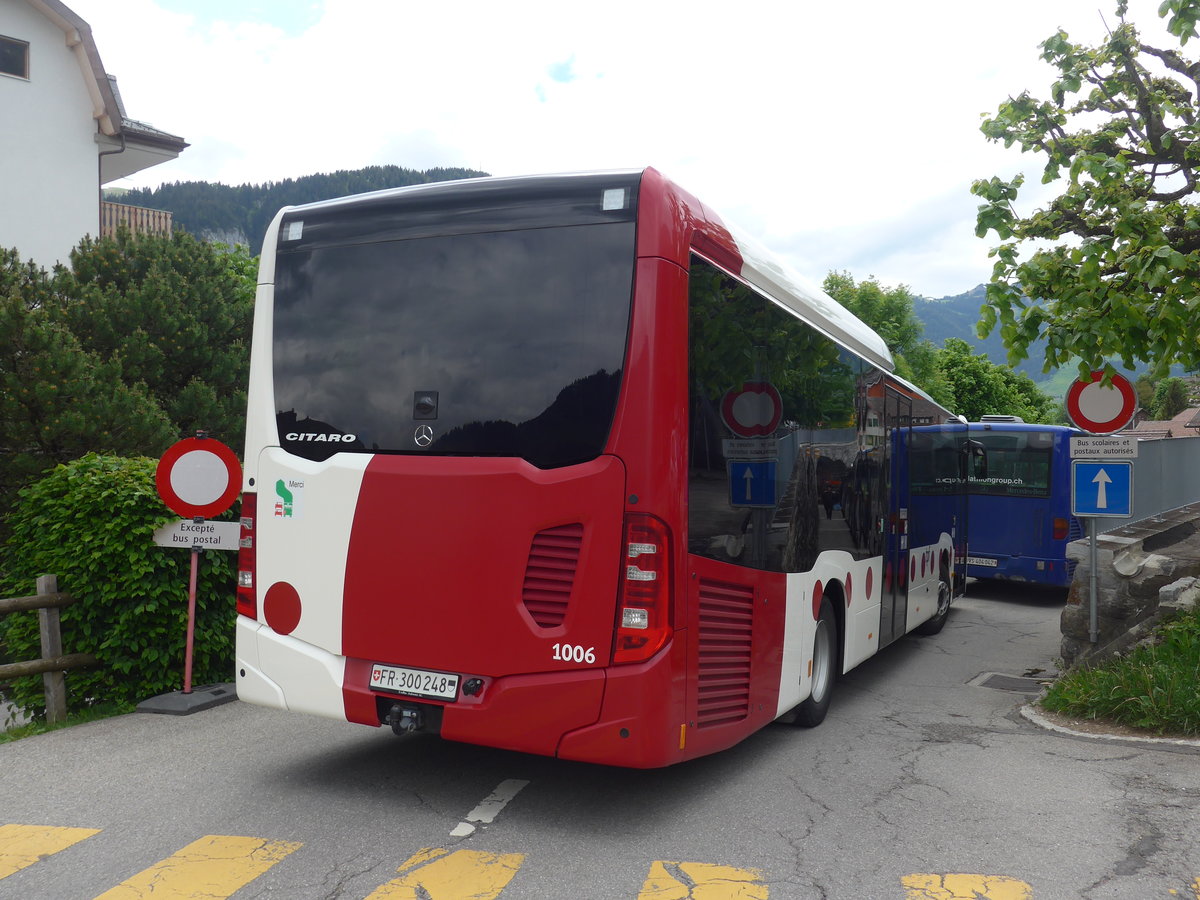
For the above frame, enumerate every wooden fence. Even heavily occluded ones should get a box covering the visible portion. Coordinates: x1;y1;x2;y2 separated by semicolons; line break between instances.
100;201;173;239
0;575;96;724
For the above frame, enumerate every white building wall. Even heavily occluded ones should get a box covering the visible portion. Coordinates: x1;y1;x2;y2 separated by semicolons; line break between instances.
0;1;101;269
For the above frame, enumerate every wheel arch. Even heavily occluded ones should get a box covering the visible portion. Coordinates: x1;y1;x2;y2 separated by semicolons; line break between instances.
820;577;847;674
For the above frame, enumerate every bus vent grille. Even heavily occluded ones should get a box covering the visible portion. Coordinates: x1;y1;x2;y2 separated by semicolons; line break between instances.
522;523;584;628
696;578;754;728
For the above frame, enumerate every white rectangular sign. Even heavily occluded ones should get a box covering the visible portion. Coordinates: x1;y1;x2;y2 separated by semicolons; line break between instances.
153;519;241;551
722;438;779;460
1071;434;1138;458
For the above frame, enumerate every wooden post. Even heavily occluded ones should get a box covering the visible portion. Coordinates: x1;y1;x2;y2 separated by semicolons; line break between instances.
36;574;67;724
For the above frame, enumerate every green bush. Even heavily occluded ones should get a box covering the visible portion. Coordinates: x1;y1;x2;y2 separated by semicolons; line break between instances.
0;454;237;719
1041;607;1200;736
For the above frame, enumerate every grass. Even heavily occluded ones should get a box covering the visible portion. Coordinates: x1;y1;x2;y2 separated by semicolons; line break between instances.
0;699;135;744
1041;606;1200;736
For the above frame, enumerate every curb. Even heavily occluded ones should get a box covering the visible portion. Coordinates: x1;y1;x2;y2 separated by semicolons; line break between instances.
1020;704;1200;750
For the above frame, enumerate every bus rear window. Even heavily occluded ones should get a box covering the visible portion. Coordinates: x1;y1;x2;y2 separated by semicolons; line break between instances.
970;433;1052;497
271;181;637;469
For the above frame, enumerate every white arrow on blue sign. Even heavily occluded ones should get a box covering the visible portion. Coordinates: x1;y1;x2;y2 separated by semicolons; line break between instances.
728;460;777;508
1071;460;1133;517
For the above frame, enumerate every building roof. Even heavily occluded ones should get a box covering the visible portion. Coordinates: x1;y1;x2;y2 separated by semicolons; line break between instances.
27;0;187;181
1129;405;1200;439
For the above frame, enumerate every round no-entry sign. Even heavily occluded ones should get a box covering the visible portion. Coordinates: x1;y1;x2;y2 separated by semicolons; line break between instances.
1065;371;1137;435
721;382;783;437
156;437;242;519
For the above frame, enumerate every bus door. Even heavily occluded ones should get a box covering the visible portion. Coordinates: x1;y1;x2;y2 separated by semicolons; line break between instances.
950;422;971;596
880;386;911;647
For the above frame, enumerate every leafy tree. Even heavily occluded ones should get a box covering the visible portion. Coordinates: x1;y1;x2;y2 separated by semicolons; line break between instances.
0;248;174;516
823;271;951;405
935;338;1059;422
0;233;255;530
51;230;255;450
1134;373;1157;409
973;0;1200;378
1150;375;1191;418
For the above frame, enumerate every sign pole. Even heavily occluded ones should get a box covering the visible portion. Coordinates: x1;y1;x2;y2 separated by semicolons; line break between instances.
1088;517;1099;644
184;528;201;694
153;430;242;700
1066;370;1138;648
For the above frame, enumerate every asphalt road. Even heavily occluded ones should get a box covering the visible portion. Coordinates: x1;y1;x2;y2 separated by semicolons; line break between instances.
1;581;1198;900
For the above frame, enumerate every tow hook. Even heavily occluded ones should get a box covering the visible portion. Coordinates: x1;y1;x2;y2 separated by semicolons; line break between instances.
385;704;423;735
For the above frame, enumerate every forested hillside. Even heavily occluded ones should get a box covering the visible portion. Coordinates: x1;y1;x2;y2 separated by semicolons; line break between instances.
111;164;489;251
913;285;1050;379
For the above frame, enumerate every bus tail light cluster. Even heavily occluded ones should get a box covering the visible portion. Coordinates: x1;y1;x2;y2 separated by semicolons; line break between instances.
237;492;257;619
1053;517;1070;541
613;514;672;665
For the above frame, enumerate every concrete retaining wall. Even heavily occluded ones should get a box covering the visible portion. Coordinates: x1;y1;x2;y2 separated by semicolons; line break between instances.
1063;501;1200;667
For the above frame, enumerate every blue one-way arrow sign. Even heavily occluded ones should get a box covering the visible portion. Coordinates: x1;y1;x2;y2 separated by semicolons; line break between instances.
1072;460;1133;517
727;460;777;508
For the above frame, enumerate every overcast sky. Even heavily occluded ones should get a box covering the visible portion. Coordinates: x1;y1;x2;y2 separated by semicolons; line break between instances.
67;0;1178;299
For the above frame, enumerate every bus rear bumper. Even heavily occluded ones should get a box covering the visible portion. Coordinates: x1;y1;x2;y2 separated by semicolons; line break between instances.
968;556;1073;587
344;639;689;767
235;616;349;720
239;619;690;767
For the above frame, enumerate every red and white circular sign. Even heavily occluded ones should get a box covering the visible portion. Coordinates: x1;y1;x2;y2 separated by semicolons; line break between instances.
155;437;242;519
1065;371;1137;435
721;382;783;437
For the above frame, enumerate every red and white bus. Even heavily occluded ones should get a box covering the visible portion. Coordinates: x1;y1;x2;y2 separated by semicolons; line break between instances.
236;168;967;768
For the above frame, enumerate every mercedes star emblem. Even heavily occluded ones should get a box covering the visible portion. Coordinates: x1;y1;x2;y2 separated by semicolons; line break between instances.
414;424;434;447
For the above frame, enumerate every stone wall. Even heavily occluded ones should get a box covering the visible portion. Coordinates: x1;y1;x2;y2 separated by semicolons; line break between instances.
1062;501;1200;667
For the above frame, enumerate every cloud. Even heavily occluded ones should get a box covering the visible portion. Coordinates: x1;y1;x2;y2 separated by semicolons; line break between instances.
66;0;1181;297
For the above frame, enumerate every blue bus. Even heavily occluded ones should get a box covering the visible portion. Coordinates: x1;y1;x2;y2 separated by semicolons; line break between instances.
963;421;1084;587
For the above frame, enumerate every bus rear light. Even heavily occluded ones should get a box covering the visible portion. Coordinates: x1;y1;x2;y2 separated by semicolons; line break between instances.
1053;517;1069;540
237;492;257;620
613;514;672;664
622;608;649;629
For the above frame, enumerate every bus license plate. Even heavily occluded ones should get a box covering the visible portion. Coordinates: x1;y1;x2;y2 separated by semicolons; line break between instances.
370;664;460;701
967;556;998;567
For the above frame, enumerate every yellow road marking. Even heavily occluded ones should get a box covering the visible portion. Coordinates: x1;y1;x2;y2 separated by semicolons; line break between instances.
0;824;100;880
901;873;1032;900
365;847;525;899
93;835;301;900
638;860;768;899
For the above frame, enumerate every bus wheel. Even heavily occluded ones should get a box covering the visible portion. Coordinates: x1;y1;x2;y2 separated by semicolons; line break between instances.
794;598;838;728
916;568;952;636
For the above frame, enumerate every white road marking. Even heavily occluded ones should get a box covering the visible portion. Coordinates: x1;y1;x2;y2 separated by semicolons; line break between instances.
450;779;530;837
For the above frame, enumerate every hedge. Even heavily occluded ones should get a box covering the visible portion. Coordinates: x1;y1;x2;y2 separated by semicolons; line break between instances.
0;454;237;718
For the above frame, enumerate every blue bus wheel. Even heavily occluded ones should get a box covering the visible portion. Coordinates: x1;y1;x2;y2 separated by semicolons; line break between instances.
916;570;952;636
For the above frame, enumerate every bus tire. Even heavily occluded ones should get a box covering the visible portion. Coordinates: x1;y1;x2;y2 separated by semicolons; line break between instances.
794;598;838;728
916;566;952;636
